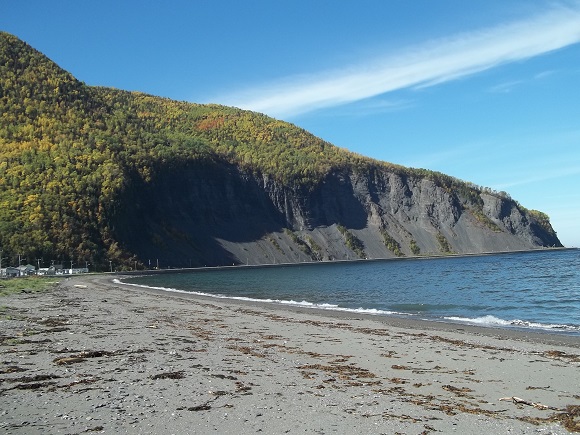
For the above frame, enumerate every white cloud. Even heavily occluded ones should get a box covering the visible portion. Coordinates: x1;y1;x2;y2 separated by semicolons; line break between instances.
534;70;557;80
487;68;559;93
487;80;524;93
309;98;414;118
217;3;580;118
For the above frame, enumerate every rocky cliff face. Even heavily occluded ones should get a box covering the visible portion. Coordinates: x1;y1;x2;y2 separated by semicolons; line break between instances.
114;161;561;268
0;32;562;270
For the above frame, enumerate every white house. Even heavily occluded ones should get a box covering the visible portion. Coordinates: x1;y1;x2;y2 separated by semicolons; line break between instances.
18;264;36;276
1;267;20;278
38;266;56;276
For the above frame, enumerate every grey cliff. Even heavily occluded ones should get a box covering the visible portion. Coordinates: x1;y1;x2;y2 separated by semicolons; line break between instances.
114;161;561;267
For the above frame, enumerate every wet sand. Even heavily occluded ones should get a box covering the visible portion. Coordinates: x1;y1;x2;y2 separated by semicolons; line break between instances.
1;274;579;434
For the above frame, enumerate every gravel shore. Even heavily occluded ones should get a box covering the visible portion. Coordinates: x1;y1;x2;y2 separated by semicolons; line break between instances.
1;275;579;434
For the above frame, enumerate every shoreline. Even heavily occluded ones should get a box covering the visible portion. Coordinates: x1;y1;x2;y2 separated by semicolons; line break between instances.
112;246;578;275
116;275;580;347
1;274;579;433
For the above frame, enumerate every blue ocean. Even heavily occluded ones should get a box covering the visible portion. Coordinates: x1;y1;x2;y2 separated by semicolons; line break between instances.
125;249;580;335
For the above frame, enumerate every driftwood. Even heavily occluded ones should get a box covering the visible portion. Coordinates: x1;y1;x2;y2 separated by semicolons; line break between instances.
499;396;558;410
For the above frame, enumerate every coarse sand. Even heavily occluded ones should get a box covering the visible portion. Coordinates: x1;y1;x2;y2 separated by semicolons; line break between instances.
1;274;579;434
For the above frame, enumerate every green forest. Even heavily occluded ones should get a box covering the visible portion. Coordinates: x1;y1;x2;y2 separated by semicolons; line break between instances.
0;32;557;270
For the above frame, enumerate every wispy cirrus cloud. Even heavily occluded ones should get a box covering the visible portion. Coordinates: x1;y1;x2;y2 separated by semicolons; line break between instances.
487;80;525;94
487;69;559;93
312;97;415;118
534;70;557;80
217;3;580;118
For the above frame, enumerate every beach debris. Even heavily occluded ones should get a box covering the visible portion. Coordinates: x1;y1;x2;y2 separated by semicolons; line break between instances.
211;373;238;380
559;405;580;432
4;381;58;391
381;411;422;423
227;345;267;358
543;350;580;363
61;377;101;389
149;371;185;380
9;374;61;383
499;396;557;410
80;350;114;358
54;357;86;365
1;373;61;393
521;405;580;432
526;385;551;390
442;384;474;397
37;317;70;327
296;363;377;384
0;365;27;374
380;350;398;358
235;381;252;393
391;364;410;370
53;350;114;365
83;426;104;433
188;404;212;411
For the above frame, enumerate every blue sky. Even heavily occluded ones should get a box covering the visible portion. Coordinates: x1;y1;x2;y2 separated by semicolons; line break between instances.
2;1;579;247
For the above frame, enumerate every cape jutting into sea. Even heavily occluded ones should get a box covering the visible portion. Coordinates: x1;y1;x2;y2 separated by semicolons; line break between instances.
124;249;580;335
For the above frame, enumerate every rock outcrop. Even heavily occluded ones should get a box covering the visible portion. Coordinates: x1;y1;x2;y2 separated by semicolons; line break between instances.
0;32;562;270
114;161;561;268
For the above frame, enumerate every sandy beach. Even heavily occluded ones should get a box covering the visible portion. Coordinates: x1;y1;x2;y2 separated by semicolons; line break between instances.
1;275;579;434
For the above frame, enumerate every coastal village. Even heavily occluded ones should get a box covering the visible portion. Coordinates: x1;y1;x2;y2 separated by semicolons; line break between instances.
0;263;89;278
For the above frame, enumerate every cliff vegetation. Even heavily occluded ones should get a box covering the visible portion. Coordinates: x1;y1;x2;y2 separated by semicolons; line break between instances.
0;32;562;270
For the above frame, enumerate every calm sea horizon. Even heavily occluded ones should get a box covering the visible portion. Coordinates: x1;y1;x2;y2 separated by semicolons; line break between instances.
123;249;580;335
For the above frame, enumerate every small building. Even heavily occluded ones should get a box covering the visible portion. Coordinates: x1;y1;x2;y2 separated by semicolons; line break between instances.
2;267;20;278
38;267;56;276
18;264;36;276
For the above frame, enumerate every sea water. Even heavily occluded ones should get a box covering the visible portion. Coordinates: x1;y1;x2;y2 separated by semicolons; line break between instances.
125;249;580;335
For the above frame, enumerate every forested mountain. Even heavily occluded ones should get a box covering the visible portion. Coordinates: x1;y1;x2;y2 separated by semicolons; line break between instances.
0;32;561;271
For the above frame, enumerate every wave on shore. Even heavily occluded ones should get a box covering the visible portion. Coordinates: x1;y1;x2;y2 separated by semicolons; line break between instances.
444;314;580;333
115;279;580;335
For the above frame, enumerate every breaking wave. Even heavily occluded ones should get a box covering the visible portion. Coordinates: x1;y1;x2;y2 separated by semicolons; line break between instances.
444;314;580;332
114;279;400;316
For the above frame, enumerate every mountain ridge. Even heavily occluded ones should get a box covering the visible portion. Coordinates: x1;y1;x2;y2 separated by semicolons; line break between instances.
0;32;562;270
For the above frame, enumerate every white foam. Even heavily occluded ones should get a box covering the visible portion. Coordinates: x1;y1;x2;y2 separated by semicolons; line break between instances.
115;279;579;333
115;279;396;315
444;315;580;332
445;315;511;326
